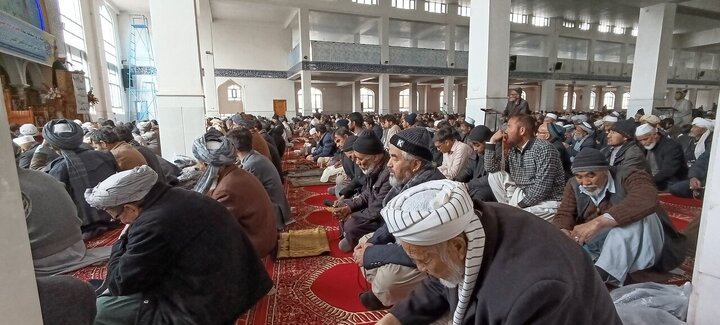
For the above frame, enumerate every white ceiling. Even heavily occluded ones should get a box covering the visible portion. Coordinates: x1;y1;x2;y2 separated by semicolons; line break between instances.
108;0;149;13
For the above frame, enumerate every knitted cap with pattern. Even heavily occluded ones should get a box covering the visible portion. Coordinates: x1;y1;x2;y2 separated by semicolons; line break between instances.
389;127;433;161
610;119;636;139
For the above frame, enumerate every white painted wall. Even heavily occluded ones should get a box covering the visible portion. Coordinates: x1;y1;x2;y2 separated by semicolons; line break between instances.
218;77;295;117
213;20;291;70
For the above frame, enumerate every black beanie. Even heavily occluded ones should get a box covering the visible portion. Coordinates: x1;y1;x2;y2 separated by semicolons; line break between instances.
467;125;492;143
353;131;385;155
336;119;349;129
342;135;357;152
610;119;636;140
389;128;433;162
571;148;609;173
404;113;417;126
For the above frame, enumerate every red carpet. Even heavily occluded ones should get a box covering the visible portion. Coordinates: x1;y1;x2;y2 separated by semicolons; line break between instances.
304;193;337;207
310;263;371;312
658;193;702;232
304;184;333;194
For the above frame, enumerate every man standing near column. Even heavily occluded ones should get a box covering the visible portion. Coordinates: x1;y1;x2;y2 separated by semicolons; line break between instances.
673;90;693;128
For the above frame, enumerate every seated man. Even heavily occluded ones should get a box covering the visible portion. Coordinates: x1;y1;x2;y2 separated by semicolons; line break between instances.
433;126;474;181
376;179;621;325
306;124;337;163
93;126;147;171
635;123;688;190
670;148;710;198
43;119;118;239
539;122;572;179
456;125;495;202
85;166;272;324
678;117;713;166
485;114;565;221
601;119;648;172
333;131;391;252
568;121;597;161
228;127;294;229
192;132;278;258
14;145;109;276
554;149;687;285
354;128;445;310
331;131;365;200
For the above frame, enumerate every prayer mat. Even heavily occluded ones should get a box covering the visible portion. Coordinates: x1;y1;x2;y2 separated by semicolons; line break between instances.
276;227;330;258
289;175;333;187
287;168;324;178
658;193;702;231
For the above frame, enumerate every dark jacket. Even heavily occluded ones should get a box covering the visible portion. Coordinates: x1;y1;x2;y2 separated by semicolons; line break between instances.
339;153;365;198
262;132;283;177
646;136;688;190
47;148;118;230
371;124;384;141
128;140;167;183
595;130;608;149
678;132;713;164
20;143;59;170
105;183;273;325
689;149;710;182
601;141;649;174
364;167;446;269
503;99;531;118
390;202;621;325
569;134;597;159
456;152;496;203
550;137;573;180
555;168;687;273
342;154;391;223
312;132;337;161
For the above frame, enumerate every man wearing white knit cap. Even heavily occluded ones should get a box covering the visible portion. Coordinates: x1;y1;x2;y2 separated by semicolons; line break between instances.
376;179;620;325
635;123;687;190
543;112;558;124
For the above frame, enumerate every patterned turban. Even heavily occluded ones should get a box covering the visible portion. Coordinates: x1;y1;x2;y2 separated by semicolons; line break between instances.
381;179;485;325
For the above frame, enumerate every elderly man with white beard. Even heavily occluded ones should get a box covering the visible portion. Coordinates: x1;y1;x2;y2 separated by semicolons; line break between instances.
332;131;392;252
376;179;620;325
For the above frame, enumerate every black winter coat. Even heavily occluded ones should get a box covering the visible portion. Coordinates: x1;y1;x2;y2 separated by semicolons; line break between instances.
105;184;272;325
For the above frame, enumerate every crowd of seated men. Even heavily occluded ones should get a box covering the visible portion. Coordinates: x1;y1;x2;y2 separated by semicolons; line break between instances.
8;97;712;323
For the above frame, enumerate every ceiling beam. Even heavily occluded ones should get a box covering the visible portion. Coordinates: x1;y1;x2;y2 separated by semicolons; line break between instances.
677;4;720;21
673;27;720;49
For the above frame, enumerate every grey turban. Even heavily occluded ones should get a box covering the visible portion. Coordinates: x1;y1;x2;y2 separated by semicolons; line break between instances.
43;119;84;150
191;134;237;194
381;179;486;325
84;165;158;210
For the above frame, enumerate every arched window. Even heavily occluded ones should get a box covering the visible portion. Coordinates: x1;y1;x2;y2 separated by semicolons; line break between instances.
99;5;123;113
603;92;615;108
399;89;410;112
227;85;241;101
297;87;323;113
621;92;630;110
439;90;444;109
59;0;91;89
589;91;597;110
521;90;527;100
361;88;375;112
562;91;577;110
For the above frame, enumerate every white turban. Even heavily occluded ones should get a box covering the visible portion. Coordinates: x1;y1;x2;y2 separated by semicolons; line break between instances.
465;117;475;125
692;117;714;131
602;116;618;123
546;113;557;120
578;121;594;134
381;179;485;325
19;124;38;136
572;114;588;123
12;135;35;146
434;120;443;127
635;123;656;137
594;120;604;128
308;128;317;135
84;165;158;209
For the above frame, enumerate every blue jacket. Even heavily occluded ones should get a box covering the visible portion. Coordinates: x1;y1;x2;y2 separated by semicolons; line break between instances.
312;132;336;161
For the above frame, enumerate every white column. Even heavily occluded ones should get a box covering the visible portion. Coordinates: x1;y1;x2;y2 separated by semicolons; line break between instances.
466;0;511;126
614;86;624;111
150;0;206;158
197;0;219;117
688;117;720;323
0;86;43;325
546;19;560;73
80;0;110;120
580;85;592;112
409;82;418;113
379;74;390;114
299;8;311;61
423;84;430;113
446;23;456;68
540;80;556;112
444;76;455;113
352;81;362;113
300;70;313;116
298;8;313;116
566;83;575;111
380;16;390;65
628;3;676;117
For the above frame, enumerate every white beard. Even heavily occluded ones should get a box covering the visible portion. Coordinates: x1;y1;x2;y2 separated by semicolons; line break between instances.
644;142;658;150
